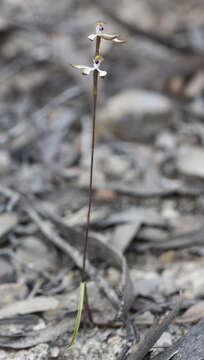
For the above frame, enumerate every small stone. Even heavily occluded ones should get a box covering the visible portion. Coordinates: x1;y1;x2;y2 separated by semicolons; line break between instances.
161;201;179;221
133;276;176;299
103;153;130;176
156;131;176;151
50;346;60;358
0;350;7;360
107;335;125;356
177;145;204;178
156;332;173;347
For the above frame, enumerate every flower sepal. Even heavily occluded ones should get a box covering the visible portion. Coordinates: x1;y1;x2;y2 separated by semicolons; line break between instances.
70;55;107;78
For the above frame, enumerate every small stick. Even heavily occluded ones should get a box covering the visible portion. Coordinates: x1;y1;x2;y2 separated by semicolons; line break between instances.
128;294;183;360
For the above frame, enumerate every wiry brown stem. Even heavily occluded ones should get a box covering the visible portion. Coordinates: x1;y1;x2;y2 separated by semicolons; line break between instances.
81;72;98;282
81;36;101;324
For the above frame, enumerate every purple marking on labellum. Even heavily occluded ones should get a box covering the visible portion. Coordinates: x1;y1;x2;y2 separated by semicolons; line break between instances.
95;60;99;64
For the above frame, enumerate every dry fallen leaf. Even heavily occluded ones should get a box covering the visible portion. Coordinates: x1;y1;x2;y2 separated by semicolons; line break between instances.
177;301;204;323
0;297;59;319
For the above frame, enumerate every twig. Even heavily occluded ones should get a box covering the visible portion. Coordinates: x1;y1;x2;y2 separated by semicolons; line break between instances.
117;344;132;360
0;184;20;212
128;294;183;360
107;182;204;198
117;295;140;360
136;227;204;251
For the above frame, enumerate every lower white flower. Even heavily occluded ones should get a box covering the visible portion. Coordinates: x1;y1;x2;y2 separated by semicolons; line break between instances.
70;55;107;78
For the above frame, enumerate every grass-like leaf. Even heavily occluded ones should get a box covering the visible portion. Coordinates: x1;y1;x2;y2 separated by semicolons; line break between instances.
67;282;85;348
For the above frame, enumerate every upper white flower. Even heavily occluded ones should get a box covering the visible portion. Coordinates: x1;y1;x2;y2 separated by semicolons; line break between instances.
70;55;107;78
88;21;125;43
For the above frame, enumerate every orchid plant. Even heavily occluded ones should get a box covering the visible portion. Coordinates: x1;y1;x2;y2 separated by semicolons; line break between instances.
68;21;125;348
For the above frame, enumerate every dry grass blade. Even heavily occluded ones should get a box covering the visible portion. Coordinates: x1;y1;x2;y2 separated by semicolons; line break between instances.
66;282;85;348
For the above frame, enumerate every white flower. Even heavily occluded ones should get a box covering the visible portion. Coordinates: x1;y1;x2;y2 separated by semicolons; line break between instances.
88;21;125;43
70;55;107;78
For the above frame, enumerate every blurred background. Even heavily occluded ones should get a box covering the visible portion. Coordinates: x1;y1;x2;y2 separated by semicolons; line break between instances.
1;0;204;356
1;0;204;190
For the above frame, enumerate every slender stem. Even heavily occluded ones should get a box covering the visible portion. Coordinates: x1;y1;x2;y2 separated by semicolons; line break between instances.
80;36;101;327
81;73;98;282
95;36;101;56
81;68;98;326
81;36;101;283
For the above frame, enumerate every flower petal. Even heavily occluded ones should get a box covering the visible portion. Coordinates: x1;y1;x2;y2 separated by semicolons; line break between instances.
70;64;93;76
88;34;97;41
70;64;87;70
98;69;107;78
82;67;93;75
113;38;126;43
101;33;118;40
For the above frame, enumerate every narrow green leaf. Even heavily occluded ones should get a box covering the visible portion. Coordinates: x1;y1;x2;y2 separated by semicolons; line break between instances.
67;282;85;348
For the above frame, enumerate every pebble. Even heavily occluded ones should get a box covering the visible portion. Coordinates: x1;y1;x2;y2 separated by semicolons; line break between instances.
50;346;60;358
156;131;176;151
133;276;176;299
177;145;204;178
156;332;173;347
